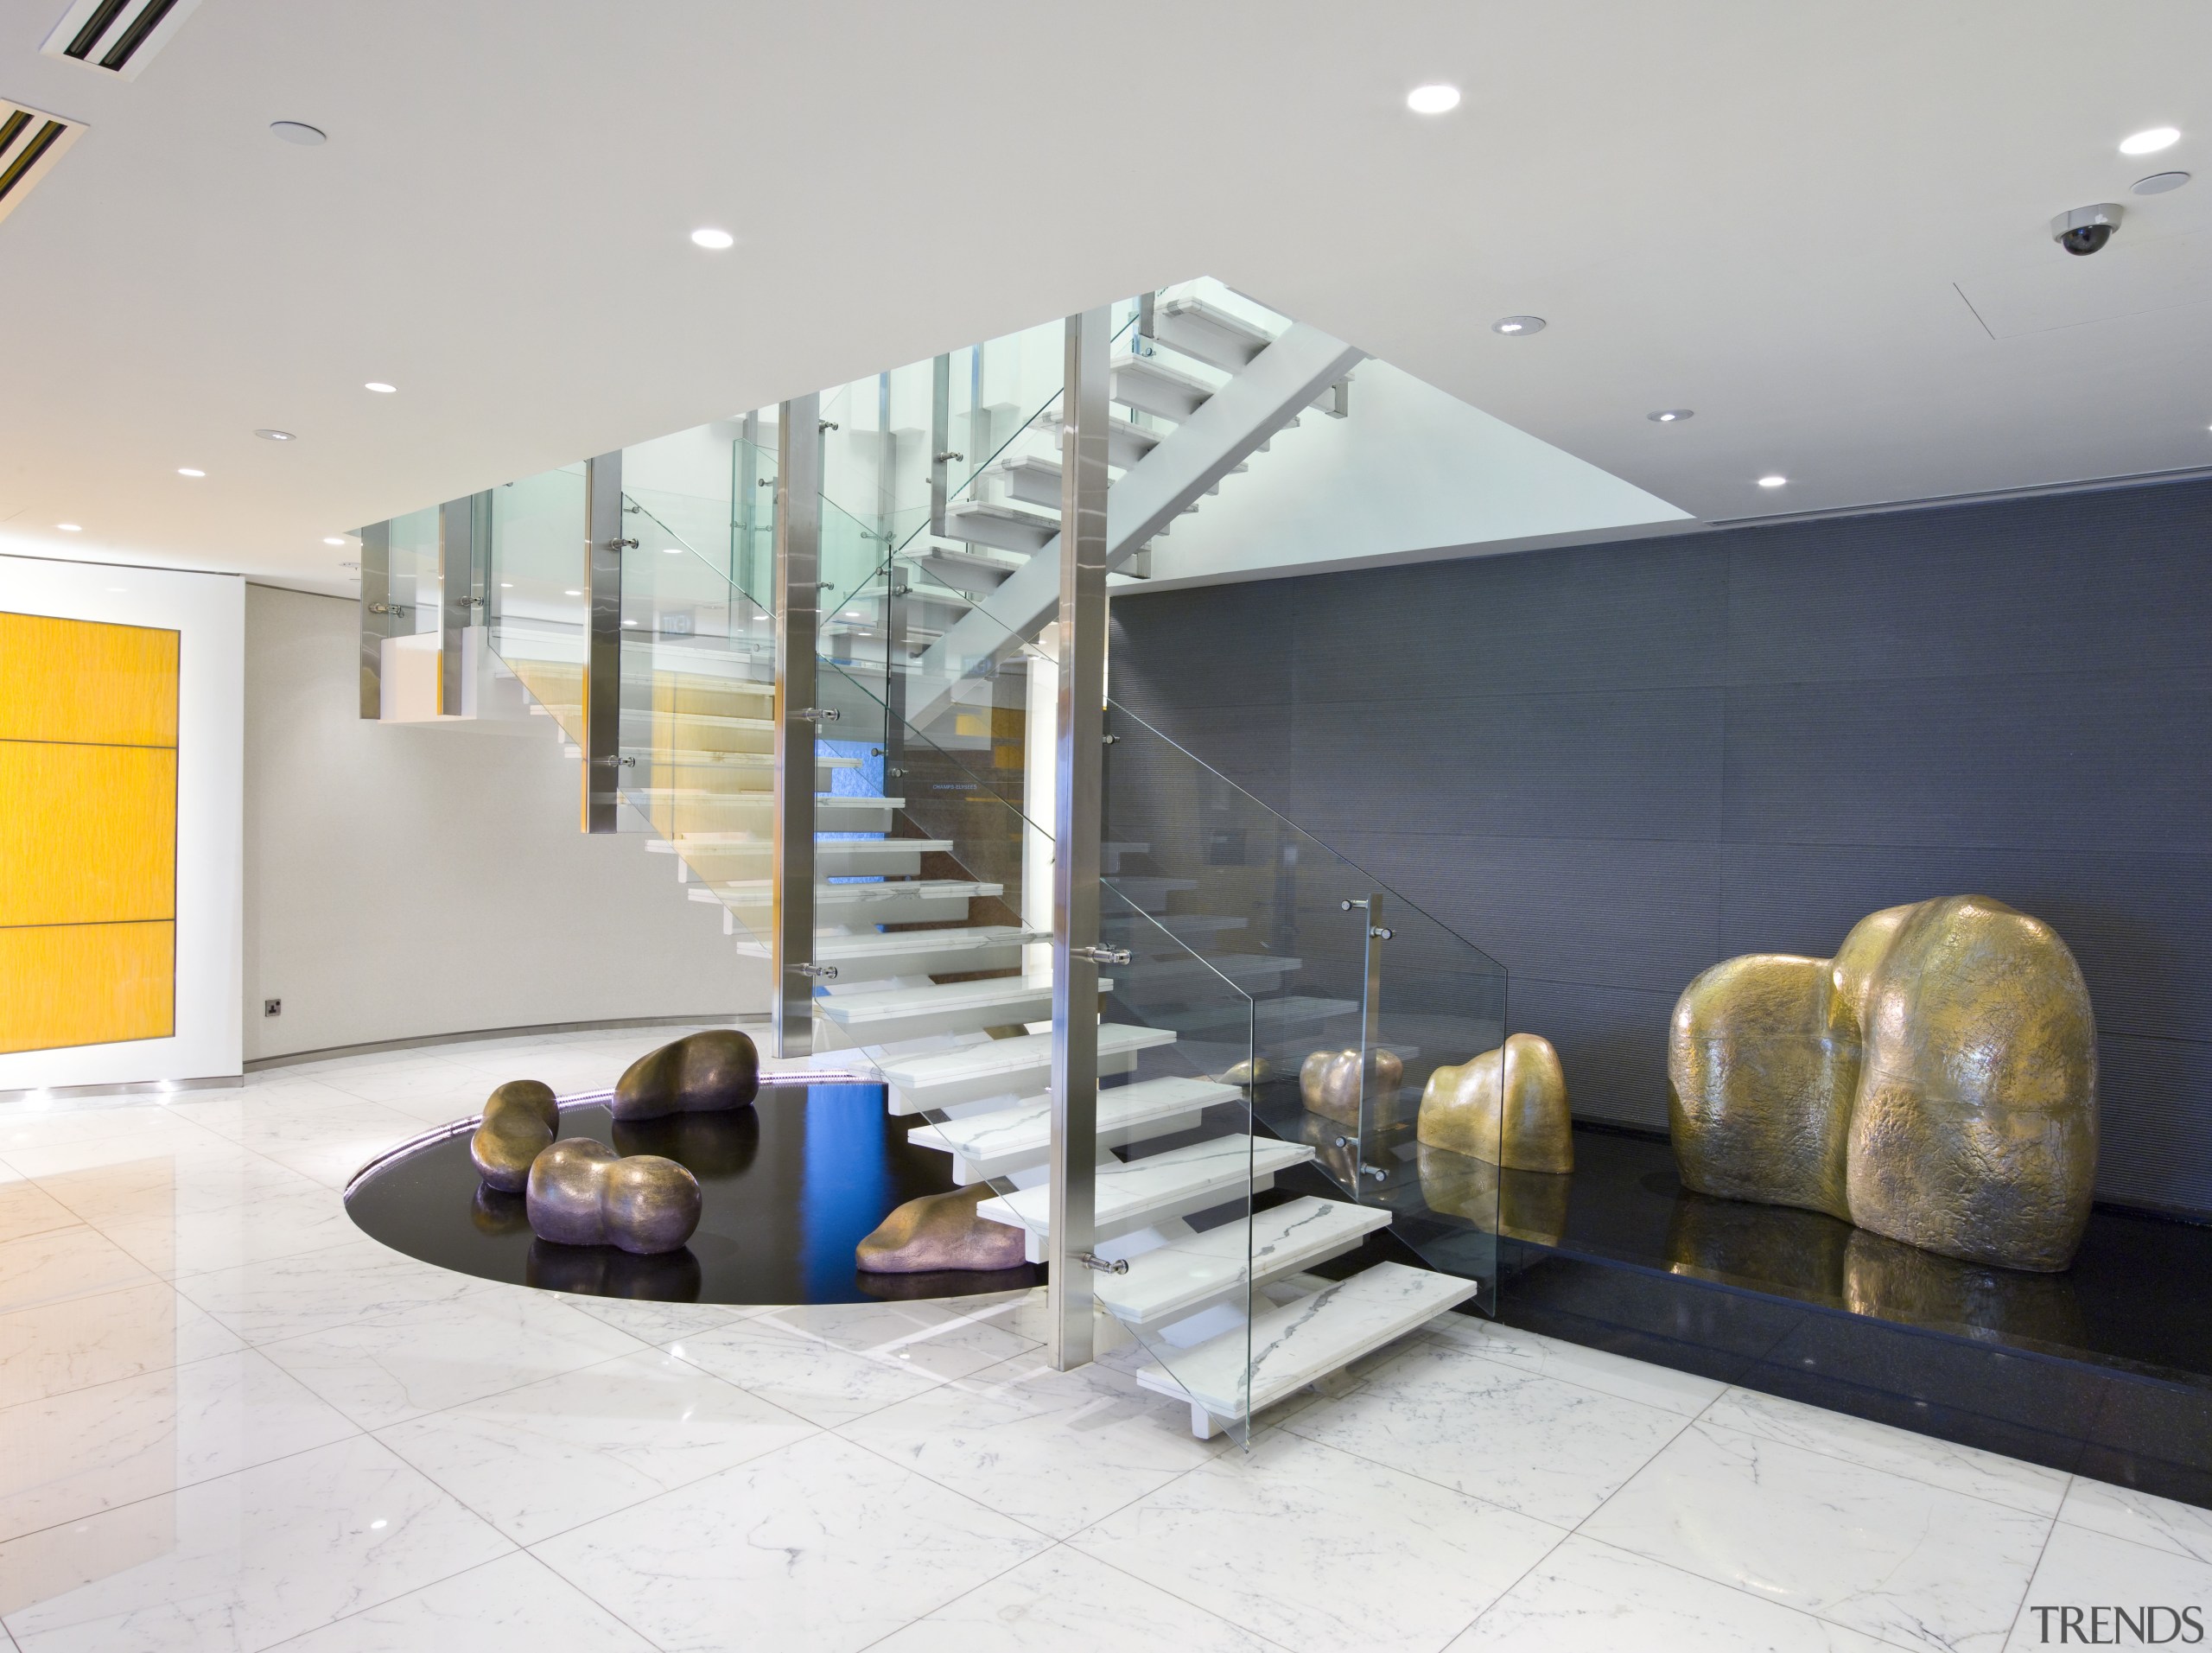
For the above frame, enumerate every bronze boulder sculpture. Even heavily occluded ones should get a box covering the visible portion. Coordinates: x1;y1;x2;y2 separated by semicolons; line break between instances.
612;1029;760;1122
855;1185;1029;1274
525;1137;703;1255
469;1080;561;1192
1416;1033;1573;1173
1299;1047;1403;1127
1669;895;2096;1272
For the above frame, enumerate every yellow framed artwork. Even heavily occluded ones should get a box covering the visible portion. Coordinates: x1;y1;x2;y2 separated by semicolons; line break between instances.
0;610;180;1053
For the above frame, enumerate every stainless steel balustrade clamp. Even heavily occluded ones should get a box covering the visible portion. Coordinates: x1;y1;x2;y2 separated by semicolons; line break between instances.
1370;926;1394;940
818;420;840;433
1077;1253;1130;1276
1341;899;1370;911
1071;944;1131;966
1101;734;1119;746
934;451;963;463
607;537;639;551
796;963;840;982
794;707;840;723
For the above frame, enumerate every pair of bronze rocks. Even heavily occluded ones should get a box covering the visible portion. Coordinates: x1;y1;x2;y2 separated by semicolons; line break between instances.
1309;895;2095;1275
468;1031;760;1255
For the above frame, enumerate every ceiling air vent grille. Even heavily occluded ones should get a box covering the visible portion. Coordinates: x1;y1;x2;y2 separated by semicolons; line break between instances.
41;0;200;79
0;101;85;226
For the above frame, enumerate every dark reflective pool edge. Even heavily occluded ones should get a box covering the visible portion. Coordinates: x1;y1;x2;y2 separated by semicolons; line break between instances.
345;1082;1045;1307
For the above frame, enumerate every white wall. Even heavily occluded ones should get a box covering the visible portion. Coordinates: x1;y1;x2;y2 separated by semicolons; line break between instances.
244;585;763;1060
1139;358;1691;588
0;551;244;1091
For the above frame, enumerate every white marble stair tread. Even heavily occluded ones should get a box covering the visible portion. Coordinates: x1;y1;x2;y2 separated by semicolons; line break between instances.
907;1075;1236;1182
878;1023;1176;1113
690;878;1001;913
1103;875;1200;912
1097;1197;1393;1328
644;796;903;842
1135;1262;1479;1435
817;975;1103;1042
977;1135;1314;1258
732;925;1036;973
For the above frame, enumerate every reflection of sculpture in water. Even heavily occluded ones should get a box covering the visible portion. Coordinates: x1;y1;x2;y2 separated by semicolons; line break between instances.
527;1138;702;1255
527;1237;703;1301
855;1185;1027;1274
470;1185;531;1237
1416;1144;1572;1247
613;1104;760;1178
1670;895;2096;1272
1662;1185;2086;1347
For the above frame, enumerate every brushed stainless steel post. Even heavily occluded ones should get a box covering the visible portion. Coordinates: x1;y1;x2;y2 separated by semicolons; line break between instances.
438;496;474;717
357;519;390;719
1049;307;1112;1370
929;353;952;537
772;394;823;1059
1351;893;1392;1182
583;451;626;834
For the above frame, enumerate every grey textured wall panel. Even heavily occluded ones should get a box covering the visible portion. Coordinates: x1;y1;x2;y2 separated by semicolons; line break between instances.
1110;472;2212;1217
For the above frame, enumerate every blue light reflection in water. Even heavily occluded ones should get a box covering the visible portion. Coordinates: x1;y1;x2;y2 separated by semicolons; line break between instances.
802;1084;894;1302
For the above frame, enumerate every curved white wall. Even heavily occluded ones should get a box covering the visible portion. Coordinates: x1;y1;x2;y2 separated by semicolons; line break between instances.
244;585;763;1060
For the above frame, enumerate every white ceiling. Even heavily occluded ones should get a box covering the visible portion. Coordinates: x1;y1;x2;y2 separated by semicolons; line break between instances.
1;0;2208;595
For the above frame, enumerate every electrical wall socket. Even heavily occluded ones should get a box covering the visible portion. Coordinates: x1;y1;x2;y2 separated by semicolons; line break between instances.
264;999;282;1017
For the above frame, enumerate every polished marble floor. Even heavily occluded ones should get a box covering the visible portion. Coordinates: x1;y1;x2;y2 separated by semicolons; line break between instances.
0;1027;2206;1651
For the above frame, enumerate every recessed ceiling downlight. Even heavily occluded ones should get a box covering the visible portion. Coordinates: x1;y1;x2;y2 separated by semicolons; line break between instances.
1491;315;1545;335
1758;474;1789;488
364;381;397;394
323;536;346;545
1406;85;1461;115
690;227;734;250
254;429;295;442
2134;171;2191;195
270;121;325;146
2120;126;2181;156
177;467;205;477
56;523;80;531
1648;409;1694;423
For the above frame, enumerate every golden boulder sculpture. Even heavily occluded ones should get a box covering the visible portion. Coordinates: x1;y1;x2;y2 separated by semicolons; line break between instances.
1299;1047;1402;1127
1416;1033;1573;1173
469;1080;561;1192
855;1186;1028;1274
525;1138;703;1255
611;1029;760;1122
1668;895;2096;1272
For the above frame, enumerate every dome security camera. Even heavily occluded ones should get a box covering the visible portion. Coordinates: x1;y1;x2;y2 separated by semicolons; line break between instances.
2051;203;2124;256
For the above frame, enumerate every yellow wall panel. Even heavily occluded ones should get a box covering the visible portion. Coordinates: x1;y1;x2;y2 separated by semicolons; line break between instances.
0;613;179;747
0;743;176;927
0;922;175;1054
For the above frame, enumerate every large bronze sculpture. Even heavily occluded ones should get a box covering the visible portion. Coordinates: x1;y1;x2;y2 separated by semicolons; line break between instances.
525;1137;703;1255
855;1185;1028;1274
1669;895;2096;1272
1299;1047;1402;1127
1416;1033;1573;1173
469;1080;561;1192
612;1029;760;1122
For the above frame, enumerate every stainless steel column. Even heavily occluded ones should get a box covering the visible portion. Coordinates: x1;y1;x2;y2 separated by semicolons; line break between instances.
772;395;823;1059
583;451;626;834
438;496;474;716
1048;308;1112;1370
357;520;390;719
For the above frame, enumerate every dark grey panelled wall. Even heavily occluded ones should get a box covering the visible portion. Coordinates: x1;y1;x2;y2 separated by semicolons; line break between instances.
1109;475;2212;1217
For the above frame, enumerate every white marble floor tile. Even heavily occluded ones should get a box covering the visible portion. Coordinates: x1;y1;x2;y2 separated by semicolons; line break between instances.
0;1107;211;1156
257;1291;644;1430
0;1350;360;1543
308;1063;505;1109
1285;1333;1694;1526
1703;1386;2071;1516
1426;1313;1728;1417
0;1187;75;1249
376;1346;817;1543
873;1542;1278;1653
1446;1533;1901;1653
2060;1477;2212;1567
0;1132;246;1185
1582;1420;2055;1653
560;1294;767;1344
533;1432;1051;1653
0;1229;157;1317
670;1299;1039;1427
188;1098;424;1157
28;1154;321;1230
267;1551;652;1650
98;1186;360;1281
1071;1431;1566;1653
176;1239;499;1345
841;1351;1224;1538
0;1434;512;1653
0;1281;244;1408
2003;1523;2212;1651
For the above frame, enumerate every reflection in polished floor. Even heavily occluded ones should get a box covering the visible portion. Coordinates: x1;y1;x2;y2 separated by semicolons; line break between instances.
0;1027;2204;1651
